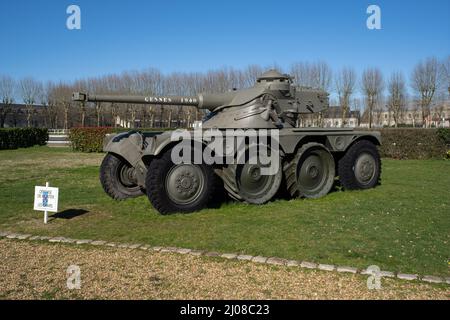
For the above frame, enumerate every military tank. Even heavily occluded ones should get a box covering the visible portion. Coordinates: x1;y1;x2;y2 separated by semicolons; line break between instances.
72;70;381;214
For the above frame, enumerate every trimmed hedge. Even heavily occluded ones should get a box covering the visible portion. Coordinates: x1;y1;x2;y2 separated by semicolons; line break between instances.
69;127;168;152
69;127;114;152
436;128;450;146
68;126;450;159
378;128;449;160
0;128;48;150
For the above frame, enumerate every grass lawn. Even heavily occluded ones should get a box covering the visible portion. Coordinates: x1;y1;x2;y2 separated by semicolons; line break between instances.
0;146;449;277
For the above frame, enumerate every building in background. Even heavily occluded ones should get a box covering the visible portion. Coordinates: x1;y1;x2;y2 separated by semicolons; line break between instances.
0;104;46;128
322;106;361;128
301;106;361;128
368;100;450;128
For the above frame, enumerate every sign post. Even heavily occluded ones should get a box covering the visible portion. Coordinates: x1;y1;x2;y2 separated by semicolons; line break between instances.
34;182;59;224
44;182;49;224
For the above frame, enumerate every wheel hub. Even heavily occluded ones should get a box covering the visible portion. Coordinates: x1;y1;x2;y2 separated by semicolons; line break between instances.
239;164;271;195
354;153;376;184
307;164;319;179
295;147;335;198
119;165;138;187
166;165;204;204
249;166;261;181
175;171;199;196
299;155;324;190
233;161;282;204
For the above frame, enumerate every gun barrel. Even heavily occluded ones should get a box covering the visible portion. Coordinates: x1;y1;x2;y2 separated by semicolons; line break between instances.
72;92;236;111
72;92;199;106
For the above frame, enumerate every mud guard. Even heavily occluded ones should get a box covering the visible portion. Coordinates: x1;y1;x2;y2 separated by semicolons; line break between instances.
103;132;146;186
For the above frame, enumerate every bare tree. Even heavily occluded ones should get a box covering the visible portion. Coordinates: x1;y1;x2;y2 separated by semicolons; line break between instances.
432;92;447;127
0;75;15;127
313;61;333;91
109;103;119;128
433;103;445;127
74;80;88;126
387;72;407;128
411;57;440;127
290;61;332;91
290;62;312;87
86;77;106;126
351;98;363;126
361;68;384;128
441;55;450;98
50;83;73;129
241;65;264;88
38;82;49;128
335;67;356;127
373;97;390;127
45;82;59;129
410;100;421;127
20;77;42;127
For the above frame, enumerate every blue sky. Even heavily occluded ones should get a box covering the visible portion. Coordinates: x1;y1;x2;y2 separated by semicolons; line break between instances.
0;0;449;83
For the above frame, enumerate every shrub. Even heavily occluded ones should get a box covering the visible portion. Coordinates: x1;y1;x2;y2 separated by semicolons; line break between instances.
113;127;172;133
436;128;450;146
377;128;449;159
69;127;168;152
0;128;48;150
68;126;450;159
69;127;114;152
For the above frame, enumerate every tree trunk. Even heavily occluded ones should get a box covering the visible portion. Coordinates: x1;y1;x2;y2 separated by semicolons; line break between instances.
160;105;165;128
95;102;102;127
25;105;32;127
131;109;136;128
168;109;172;128
64;105;69;130
150;113;154;128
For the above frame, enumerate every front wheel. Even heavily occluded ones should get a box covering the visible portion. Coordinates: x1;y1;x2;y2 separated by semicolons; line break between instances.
100;153;144;200
145;148;220;214
338;140;381;190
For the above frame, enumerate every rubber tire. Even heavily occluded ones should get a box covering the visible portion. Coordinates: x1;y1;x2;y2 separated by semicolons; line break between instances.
338;140;381;190
145;148;220;214
221;162;282;204
284;142;335;199
100;153;144;200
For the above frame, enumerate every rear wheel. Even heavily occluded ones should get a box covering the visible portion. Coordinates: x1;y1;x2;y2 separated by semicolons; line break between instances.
338;140;381;190
100;153;144;200
145;148;219;214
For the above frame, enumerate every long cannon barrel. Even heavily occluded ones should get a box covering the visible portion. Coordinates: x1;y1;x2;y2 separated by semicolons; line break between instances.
72;92;236;111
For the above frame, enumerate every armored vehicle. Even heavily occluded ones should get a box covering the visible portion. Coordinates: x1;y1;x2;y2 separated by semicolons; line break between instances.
73;70;381;214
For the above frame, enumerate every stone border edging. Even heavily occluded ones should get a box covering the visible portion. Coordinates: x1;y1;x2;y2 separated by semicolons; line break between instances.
1;231;449;286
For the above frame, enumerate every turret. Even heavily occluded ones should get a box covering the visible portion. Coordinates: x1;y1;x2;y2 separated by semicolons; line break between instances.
72;69;330;129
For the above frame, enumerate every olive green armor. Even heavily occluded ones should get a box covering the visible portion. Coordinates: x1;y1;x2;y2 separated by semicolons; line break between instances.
73;70;381;214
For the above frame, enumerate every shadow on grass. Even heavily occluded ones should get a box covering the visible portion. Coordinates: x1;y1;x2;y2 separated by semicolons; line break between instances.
50;209;89;220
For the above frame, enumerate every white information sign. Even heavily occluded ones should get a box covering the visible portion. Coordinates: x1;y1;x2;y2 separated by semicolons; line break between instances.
34;183;59;223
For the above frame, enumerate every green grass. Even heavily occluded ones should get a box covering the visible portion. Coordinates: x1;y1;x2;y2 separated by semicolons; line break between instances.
1;146;449;276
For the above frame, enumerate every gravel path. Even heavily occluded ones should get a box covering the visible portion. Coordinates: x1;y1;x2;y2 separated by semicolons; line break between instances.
0;239;448;299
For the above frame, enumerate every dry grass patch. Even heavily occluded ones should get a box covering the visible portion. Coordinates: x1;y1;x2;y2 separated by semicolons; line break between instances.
0;240;448;300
